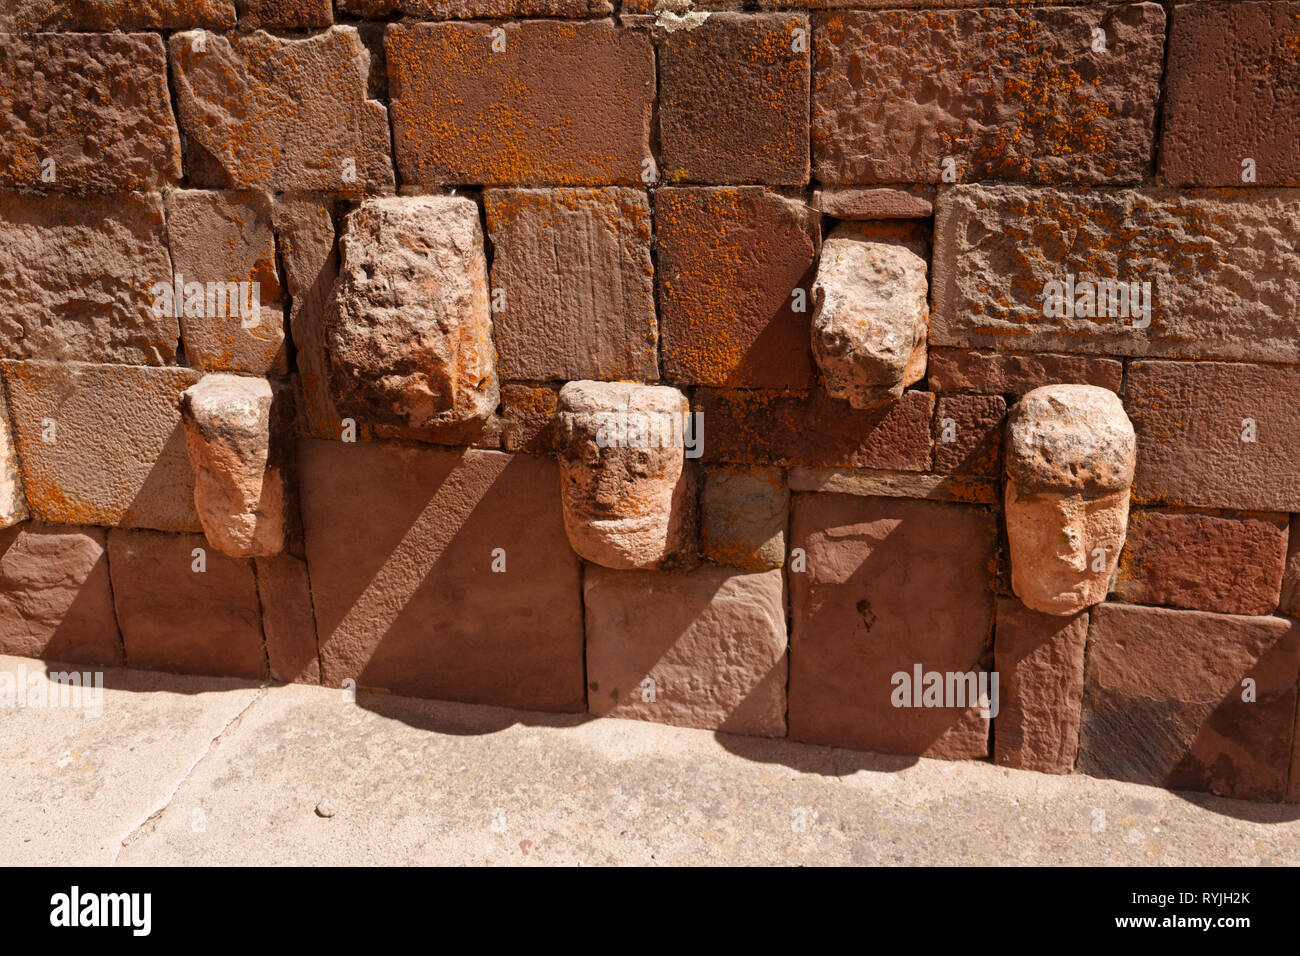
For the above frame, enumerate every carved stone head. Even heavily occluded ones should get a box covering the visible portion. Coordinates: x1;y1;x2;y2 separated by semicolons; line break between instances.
556;381;692;570
1004;385;1136;616
811;222;929;410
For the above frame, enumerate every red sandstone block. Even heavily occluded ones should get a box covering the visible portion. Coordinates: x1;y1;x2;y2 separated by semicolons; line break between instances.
696;388;933;470
108;529;266;679
1078;603;1300;801
256;553;320;685
815;186;934;220
500;384;559;455
0;193;177;365
657;187;819;388
1115;510;1288;616
933;185;1300;362
1161;1;1300;187
812;5;1165;185
701;466;788;571
1125;361;1300;512
1282;524;1300;619
165;189;286;375
0;32;181;193
2;362;202;532
585;565;788;736
932;395;1005;477
0;1;234;30
0;523;123;666
298;440;585;712
171;27;393;193
484;188;657;381
272;195;357;443
789;494;997;758
658;13;809;185
342;0;610;15
927;349;1124;395
387;20;654;186
993;597;1087;774
237;0;332;28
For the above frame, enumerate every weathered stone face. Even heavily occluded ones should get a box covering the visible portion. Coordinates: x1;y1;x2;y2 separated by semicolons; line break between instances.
1004;385;1136;616
325;196;498;430
180;375;284;558
556;381;693;570
811;223;928;409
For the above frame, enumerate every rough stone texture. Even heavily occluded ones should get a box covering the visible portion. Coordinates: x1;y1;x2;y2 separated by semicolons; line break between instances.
0;523;122;666
1282;524;1300;619
180;375;284;558
815;186;934;219
484;188;657;381
658;13;809;185
1079;603;1300;802
585;565;787;736
341;0;611;15
236;0;332;28
108;529;265;679
789;494;997;757
1115;510;1288;616
657;187;819;388
0;32;181;193
928;349;1124;395
500;384;559;455
165;190;285;375
555;382;693;570
789;467;999;505
812;5;1165;185
2;362;202;532
273;195;351;442
326;196;498;430
0;390;27;528
1126;360;1300;512
702;466;788;570
933;395;1005;477
933;185;1300;362
1004;385;1135;616
993;598;1086;774
1160;1;1300;187
388;20;653;185
696;388;934;470
170;26;393;193
255;553;320;684
298;440;585;712
1005;385;1135;496
0;1;234;30
0;193;176;366
812;222;929;409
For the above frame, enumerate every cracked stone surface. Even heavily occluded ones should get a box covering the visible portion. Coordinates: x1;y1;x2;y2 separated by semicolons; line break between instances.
2;655;1297;866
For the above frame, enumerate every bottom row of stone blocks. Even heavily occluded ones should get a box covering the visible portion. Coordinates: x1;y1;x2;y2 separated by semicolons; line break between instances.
2;438;1297;803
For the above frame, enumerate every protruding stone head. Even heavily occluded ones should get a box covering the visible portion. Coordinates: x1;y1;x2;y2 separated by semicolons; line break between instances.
556;381;692;570
1004;384;1136;616
811;222;929;410
180;374;284;558
326;195;498;429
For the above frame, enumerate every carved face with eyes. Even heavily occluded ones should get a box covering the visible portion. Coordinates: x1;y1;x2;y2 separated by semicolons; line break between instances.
556;381;692;570
1003;385;1136;616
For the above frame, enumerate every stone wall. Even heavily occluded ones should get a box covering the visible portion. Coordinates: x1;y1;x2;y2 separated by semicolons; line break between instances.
1;0;1298;803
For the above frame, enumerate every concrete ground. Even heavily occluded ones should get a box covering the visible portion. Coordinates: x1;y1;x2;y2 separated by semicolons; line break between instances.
1;654;1297;866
